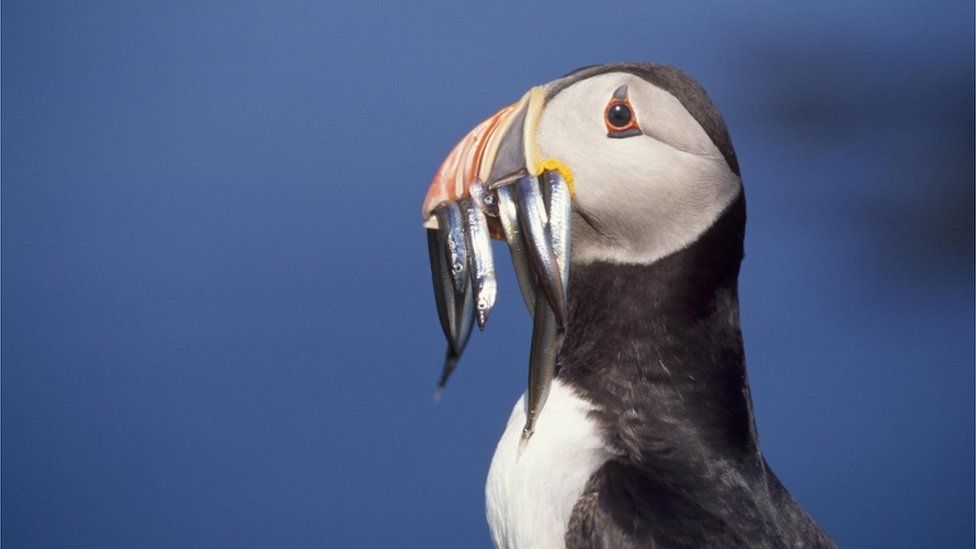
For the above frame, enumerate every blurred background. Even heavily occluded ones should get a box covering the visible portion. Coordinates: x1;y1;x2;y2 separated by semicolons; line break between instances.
3;1;973;547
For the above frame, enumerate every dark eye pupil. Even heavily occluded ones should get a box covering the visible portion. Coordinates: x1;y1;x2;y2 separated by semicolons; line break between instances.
607;103;632;128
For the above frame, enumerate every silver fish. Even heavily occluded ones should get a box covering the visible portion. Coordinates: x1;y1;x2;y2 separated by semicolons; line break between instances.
428;215;474;399
518;292;559;457
427;228;456;346
545;171;572;291
495;184;536;315
461;197;497;330
435;276;474;397
516;170;573;454
433;201;468;297
514;176;567;329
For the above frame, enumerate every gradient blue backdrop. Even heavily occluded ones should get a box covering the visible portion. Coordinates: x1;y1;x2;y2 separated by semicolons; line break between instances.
3;2;973;547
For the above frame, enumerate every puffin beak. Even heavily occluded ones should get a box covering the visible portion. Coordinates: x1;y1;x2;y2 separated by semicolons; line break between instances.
422;87;546;230
422;86;574;451
421;87;571;326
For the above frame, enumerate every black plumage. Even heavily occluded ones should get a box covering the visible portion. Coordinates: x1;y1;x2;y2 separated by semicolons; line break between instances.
558;196;833;547
548;64;834;547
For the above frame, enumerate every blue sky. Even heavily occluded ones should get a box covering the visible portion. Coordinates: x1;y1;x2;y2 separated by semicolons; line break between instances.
3;1;973;547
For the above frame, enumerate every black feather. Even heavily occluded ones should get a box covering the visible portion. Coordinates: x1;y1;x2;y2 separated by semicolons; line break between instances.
559;196;835;547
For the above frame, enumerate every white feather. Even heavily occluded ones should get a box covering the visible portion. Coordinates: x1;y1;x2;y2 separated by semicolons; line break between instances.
486;380;611;549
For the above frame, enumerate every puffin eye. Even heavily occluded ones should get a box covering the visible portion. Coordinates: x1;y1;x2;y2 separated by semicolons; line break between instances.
604;87;642;138
606;103;632;129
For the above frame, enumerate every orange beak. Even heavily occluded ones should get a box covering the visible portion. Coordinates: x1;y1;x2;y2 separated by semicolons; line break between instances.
423;82;577;448
422;87;548;234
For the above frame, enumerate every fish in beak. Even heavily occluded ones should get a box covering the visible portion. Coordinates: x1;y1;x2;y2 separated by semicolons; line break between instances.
422;86;574;449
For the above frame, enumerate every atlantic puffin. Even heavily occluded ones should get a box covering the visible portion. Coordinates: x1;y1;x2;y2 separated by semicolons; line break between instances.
422;63;835;548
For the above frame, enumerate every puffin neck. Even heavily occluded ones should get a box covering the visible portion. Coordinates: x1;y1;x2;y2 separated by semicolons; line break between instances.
556;194;762;465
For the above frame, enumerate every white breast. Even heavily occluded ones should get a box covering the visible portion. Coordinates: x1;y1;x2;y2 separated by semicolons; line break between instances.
485;380;611;549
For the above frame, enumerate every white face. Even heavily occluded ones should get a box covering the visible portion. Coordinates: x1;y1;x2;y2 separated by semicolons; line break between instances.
536;72;742;266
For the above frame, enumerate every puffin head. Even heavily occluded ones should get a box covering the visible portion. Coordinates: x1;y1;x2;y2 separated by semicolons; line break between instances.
423;63;743;268
537;64;742;266
422;63;745;439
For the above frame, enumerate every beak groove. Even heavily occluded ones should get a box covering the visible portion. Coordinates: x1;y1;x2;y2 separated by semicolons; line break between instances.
422;87;547;225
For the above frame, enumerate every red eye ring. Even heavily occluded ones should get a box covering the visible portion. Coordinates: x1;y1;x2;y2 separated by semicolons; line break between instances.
604;98;639;133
